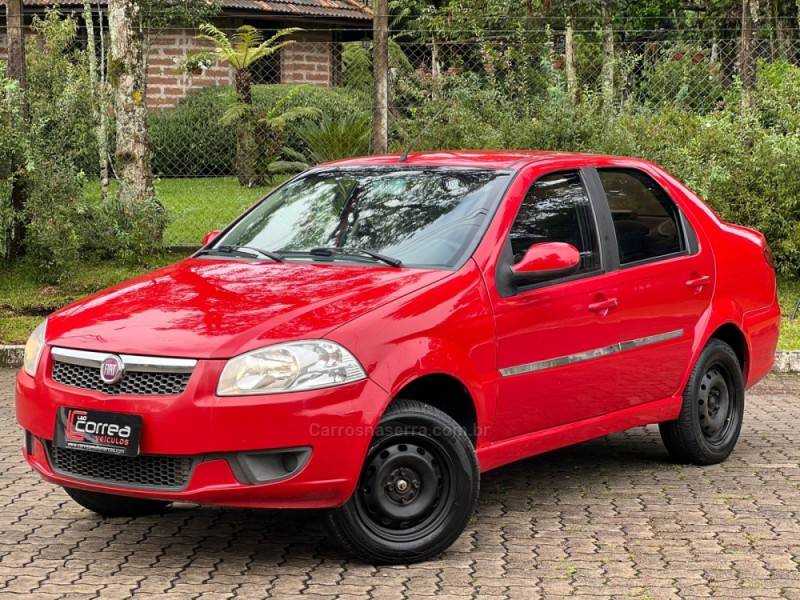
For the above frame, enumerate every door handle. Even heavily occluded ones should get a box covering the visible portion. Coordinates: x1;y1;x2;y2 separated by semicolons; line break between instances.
588;297;618;314
685;275;711;289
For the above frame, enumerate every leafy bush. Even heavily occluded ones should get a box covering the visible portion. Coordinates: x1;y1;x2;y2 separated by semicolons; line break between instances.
149;83;369;176
24;158;86;282
26;9;97;174
393;73;514;151
296;112;371;164
0;11;93;279
636;46;724;114
341;40;413;91
755;60;800;134
0;65;29;260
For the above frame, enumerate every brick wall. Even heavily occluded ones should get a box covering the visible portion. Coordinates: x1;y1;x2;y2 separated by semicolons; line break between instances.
0;26;339;110
280;30;335;85
145;29;235;110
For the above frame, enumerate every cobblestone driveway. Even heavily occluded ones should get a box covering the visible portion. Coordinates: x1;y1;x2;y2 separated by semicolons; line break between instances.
1;369;799;599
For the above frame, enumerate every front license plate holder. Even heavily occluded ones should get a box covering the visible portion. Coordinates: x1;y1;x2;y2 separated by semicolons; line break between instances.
54;407;142;457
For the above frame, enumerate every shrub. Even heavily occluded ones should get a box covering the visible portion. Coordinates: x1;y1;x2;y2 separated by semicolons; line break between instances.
149;84;370;177
636;45;724;114
341;40;413;91
755;60;800;134
24;158;87;282
26;9;97;174
0;65;29;260
296;112;371;164
393;73;514;151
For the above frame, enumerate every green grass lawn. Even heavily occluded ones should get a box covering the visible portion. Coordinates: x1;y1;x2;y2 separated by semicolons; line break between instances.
85;177;276;246
2;175;800;349
778;277;800;351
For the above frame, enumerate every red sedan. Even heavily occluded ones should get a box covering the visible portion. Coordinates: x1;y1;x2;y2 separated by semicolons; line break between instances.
16;151;779;564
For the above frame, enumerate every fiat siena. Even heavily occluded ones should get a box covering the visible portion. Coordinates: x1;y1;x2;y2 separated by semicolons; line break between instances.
16;151;779;563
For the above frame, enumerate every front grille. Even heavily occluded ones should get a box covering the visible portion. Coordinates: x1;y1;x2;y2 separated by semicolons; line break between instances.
52;361;191;396
48;443;194;489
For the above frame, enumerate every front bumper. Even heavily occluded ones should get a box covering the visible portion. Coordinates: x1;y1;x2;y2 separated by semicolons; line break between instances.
16;350;388;509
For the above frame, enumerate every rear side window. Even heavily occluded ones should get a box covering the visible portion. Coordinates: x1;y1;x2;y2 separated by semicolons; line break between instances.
598;168;684;265
509;171;600;275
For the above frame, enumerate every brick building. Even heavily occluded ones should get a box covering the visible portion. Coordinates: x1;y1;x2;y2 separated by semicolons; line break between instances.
0;0;372;109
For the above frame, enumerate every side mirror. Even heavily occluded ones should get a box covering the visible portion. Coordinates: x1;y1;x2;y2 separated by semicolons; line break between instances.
202;229;221;247
510;242;581;286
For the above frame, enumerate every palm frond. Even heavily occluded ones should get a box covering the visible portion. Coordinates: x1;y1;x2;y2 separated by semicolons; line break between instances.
267;160;308;174
195;24;303;71
220;102;258;125
197;23;233;60
281;146;308;163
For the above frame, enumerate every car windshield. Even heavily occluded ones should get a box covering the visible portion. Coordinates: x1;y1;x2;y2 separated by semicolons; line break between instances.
211;167;511;268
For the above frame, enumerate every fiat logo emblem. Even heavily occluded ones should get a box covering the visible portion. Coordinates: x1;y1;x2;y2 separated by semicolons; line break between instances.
100;355;125;385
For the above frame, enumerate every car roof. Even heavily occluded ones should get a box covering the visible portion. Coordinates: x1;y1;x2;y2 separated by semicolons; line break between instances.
323;150;639;171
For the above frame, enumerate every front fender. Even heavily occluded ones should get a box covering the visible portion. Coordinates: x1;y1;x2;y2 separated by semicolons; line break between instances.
327;261;497;446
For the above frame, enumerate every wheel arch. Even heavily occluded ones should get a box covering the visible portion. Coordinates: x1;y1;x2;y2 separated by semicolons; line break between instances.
387;373;480;445
708;322;748;376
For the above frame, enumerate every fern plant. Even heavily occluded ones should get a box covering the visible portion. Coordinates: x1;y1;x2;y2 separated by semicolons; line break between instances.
221;87;321;179
296;112;372;164
187;24;299;186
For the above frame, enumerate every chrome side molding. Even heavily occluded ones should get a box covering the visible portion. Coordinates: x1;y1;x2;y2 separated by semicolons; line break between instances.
50;347;197;373
499;329;684;377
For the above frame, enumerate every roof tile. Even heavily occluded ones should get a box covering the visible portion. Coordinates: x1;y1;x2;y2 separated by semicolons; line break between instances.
0;0;372;21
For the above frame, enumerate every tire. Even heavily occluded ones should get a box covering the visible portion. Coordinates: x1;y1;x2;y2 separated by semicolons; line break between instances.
64;487;171;517
659;339;745;465
325;399;479;564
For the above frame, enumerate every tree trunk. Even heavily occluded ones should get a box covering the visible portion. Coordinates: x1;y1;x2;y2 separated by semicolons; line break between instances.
739;0;755;112
6;0;27;261
108;0;161;241
233;69;259;187
565;13;578;105
797;0;800;34
600;0;615;107
775;5;790;59
431;37;441;79
371;0;389;155
83;2;110;200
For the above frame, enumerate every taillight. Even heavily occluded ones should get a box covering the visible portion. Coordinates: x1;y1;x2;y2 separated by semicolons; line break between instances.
763;245;776;269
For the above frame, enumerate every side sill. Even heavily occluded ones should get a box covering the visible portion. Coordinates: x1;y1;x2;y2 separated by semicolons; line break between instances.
476;395;682;473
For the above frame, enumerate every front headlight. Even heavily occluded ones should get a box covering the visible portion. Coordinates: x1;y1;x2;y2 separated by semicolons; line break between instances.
217;340;366;396
23;319;47;377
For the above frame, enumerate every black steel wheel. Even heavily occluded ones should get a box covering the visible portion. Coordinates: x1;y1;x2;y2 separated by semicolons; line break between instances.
326;400;479;564
660;339;744;465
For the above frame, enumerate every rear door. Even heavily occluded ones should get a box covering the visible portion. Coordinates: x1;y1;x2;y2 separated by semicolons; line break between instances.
592;167;714;407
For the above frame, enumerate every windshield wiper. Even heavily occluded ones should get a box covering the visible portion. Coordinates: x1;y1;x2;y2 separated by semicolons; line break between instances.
308;247;402;268
199;245;284;262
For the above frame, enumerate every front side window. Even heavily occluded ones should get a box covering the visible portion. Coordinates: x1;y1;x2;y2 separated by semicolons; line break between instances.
508;170;600;275
214;168;510;268
598;168;684;265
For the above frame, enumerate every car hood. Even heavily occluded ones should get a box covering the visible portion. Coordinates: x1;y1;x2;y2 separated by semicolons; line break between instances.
46;258;450;359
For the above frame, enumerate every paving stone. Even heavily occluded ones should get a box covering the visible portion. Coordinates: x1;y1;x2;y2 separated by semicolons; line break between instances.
2;370;800;599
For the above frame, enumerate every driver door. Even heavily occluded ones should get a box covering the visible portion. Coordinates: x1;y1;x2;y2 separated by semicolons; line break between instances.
491;169;624;441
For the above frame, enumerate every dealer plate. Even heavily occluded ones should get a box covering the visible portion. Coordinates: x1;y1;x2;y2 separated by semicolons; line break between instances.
54;408;142;457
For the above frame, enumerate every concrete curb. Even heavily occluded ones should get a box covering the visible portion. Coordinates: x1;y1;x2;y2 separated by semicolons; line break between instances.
774;351;800;373
2;343;800;372
0;345;24;369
